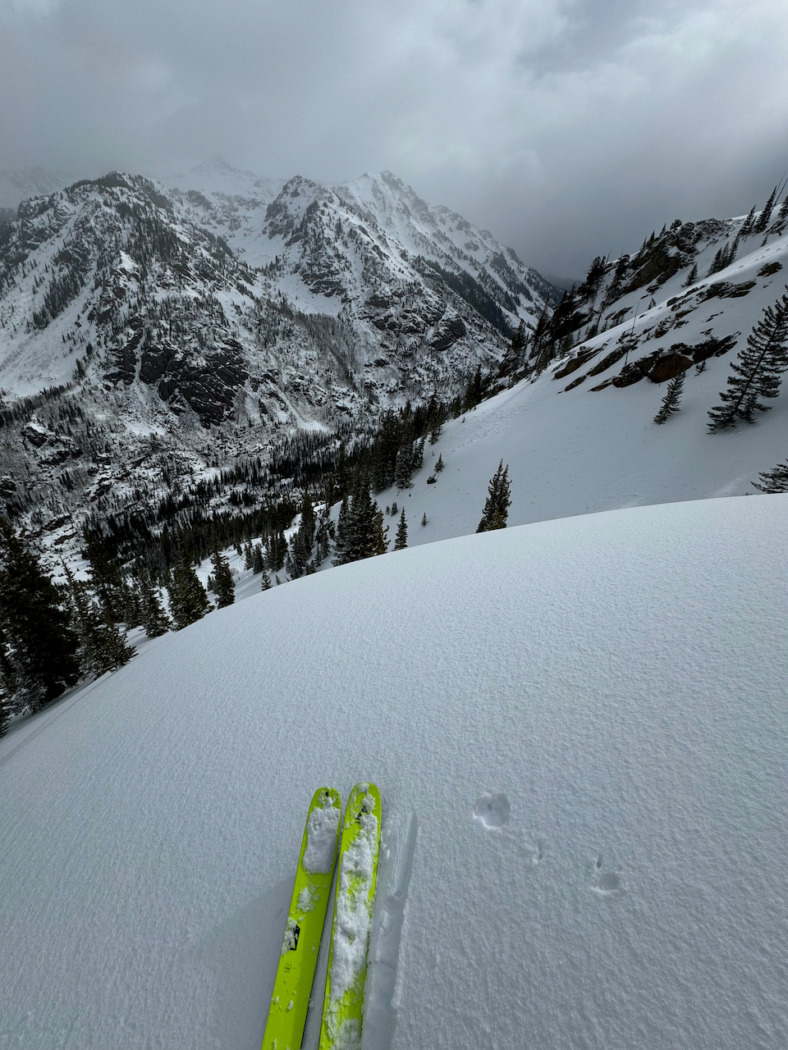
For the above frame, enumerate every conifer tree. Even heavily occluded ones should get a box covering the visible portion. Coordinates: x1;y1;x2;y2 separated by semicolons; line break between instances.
209;548;235;608
122;575;143;630
333;495;351;566
740;205;757;237
394;444;414;489
299;490;316;549
752;458;788;493
476;461;512;532
435;453;445;473
261;569;272;590
683;262;698;288
394;508;408;550
81;528;128;621
138;570;170;637
654;369;686;424
345;474;378;562
708;289;788;431
64;566;135;676
755;186;778;234
462;365;484;411
167;548;212;630
373;510;389;556
252;544;264;574
0;518;81;710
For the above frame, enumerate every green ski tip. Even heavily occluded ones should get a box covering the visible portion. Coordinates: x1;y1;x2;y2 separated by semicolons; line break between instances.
319;782;382;1050
262;786;341;1050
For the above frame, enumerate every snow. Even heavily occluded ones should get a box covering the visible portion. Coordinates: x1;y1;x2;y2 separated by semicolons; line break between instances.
303;794;341;875
1;494;787;1049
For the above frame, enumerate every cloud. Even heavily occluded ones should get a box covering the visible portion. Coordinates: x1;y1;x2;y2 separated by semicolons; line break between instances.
1;0;787;275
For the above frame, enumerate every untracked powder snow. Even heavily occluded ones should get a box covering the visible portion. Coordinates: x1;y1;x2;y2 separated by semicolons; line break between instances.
1;495;787;1049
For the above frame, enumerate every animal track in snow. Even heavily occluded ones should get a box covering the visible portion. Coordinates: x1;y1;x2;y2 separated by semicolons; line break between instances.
473;792;510;828
590;853;622;896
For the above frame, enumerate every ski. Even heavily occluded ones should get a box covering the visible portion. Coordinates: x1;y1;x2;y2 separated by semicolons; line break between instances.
319;782;382;1050
262;786;342;1050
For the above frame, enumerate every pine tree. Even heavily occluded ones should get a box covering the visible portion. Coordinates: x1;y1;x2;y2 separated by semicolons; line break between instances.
752;458;788;493
462;365;485;411
64;566;135;677
333;494;351;566
0;519;81;711
251;544;264;574
373;510;389;555
708;289;788;431
261;569;272;591
138;570;170;637
435;453;445;473
476;461;512;532
394;444;414;489
394;508;408;550
755;186;779;234
740;205;757;237
167;548;212;630
122;574;143;629
654;369;686;424
81;527;127;621
683;262;698;288
210;548;235;608
345;474;378;562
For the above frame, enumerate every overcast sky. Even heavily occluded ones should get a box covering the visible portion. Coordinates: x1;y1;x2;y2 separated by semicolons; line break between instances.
2;0;787;277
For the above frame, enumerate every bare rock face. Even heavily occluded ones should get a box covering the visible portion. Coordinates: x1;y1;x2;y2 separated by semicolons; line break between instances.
647;352;693;384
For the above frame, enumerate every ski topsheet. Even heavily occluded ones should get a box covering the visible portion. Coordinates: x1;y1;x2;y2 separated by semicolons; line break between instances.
319;782;382;1050
262;787;341;1050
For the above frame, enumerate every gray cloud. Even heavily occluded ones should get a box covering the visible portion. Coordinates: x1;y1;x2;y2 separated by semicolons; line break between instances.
2;0;787;277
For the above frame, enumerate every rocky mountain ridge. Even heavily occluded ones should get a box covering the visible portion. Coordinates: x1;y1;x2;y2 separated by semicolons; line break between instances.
0;165;554;546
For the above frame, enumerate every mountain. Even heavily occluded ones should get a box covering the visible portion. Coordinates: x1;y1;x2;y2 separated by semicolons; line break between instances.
0;167;554;545
1;494;786;1049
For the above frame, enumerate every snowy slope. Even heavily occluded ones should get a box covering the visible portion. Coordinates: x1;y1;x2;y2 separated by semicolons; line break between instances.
378;225;788;546
1;495;787;1050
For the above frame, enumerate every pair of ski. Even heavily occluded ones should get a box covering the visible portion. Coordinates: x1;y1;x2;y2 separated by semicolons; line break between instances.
262;783;381;1050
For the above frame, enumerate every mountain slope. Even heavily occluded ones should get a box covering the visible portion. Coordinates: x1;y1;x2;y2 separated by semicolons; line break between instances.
360;217;788;547
1;495;786;1049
